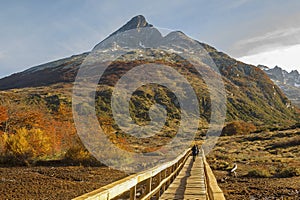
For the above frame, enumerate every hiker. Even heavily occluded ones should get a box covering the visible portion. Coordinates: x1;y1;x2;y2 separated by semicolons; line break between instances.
191;144;198;161
196;144;199;156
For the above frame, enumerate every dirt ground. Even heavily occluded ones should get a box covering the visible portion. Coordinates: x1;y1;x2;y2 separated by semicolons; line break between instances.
0;166;126;200
207;128;300;200
1;128;299;199
0;162;299;200
214;170;300;200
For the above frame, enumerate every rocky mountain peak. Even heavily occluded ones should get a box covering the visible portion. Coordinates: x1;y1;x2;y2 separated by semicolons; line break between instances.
274;65;281;70
290;70;299;76
264;65;300;85
109;15;153;37
260;65;300;106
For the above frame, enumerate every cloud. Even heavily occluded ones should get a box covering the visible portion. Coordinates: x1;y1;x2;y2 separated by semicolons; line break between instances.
231;26;300;57
236;27;300;46
223;0;252;10
238;44;300;72
0;51;6;60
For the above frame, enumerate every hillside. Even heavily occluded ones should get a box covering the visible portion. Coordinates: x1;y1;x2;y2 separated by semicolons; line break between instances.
0;16;298;129
0;53;88;90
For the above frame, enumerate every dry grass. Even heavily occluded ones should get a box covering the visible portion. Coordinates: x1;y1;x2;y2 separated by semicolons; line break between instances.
207;127;300;199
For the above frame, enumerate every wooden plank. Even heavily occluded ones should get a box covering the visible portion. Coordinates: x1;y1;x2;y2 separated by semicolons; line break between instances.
184;188;206;195
141;151;191;200
159;157;192;199
160;155;208;200
160;153;210;199
183;194;207;200
159;194;184;200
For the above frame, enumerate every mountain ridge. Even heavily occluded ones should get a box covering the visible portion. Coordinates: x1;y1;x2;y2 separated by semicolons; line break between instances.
0;15;298;126
258;65;300;107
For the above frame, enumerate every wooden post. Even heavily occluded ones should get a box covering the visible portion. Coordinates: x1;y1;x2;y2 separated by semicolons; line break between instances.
162;169;167;192
157;172;162;197
145;178;152;194
170;165;174;182
130;186;136;200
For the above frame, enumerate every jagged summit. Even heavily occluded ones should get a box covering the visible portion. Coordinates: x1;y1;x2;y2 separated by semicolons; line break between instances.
93;15;158;50
260;65;300;106
109;15;153;37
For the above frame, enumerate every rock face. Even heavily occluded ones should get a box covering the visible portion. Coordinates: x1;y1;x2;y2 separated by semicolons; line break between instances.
267;66;300;86
0;15;298;125
109;15;153;37
258;65;300;107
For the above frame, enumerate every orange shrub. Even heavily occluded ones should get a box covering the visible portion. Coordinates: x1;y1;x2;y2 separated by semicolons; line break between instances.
222;121;256;136
0;106;8;123
0;106;8;133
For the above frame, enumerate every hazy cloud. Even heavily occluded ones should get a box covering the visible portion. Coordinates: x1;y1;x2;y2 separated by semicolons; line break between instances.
237;27;300;46
238;44;300;71
0;51;6;60
232;27;300;56
222;0;253;10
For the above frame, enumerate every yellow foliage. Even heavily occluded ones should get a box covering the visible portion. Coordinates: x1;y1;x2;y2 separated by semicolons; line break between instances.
3;128;51;161
28;128;51;156
3;129;32;158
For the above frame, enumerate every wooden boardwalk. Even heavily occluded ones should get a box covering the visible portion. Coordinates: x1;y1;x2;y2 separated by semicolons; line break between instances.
73;148;225;200
159;155;207;200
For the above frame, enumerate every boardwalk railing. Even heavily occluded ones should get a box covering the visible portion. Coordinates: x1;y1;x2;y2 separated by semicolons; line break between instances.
74;148;226;200
202;150;226;200
73;149;191;200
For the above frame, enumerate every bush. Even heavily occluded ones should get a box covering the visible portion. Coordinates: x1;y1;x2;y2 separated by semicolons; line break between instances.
269;136;300;149
247;169;271;178
2;128;51;165
65;145;90;161
222;121;256;136
290;123;300;129
64;144;99;166
3;130;32;160
210;160;229;170
276;167;300;178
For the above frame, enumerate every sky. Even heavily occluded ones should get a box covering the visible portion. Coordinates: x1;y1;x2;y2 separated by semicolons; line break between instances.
1;0;300;78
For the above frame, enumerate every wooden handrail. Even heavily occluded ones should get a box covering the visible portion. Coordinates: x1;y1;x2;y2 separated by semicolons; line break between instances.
74;147;226;200
73;149;191;200
202;149;226;200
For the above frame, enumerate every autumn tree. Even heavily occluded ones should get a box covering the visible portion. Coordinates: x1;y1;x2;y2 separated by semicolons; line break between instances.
0;105;8;133
0;94;79;163
3;128;51;164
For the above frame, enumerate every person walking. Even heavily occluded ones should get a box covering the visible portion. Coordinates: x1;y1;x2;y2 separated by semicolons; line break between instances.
191;144;198;161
